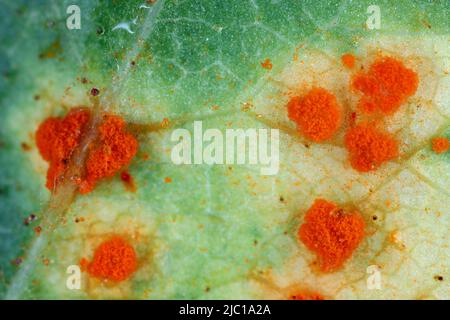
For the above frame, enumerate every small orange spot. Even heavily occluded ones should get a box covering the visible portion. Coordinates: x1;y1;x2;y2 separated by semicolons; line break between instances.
260;58;273;70
298;199;365;272
287;87;342;142
79;115;138;194
160;117;170;128
352;57;419;115
82;236;137;282
34;226;42;235
344;123;399;172
388;230;406;250
38;39;62;60
79;257;89;272
36;109;91;190
74;217;85;223
164;177;172;183
431;137;449;154
341;53;356;69
289;292;325;300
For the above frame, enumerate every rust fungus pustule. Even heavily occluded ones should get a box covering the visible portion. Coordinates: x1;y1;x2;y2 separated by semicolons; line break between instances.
80;236;137;282
79;115;138;194
344;123;399;172
431;137;449;154
36;109;138;194
352;56;419;115
287;87;342;142
260;58;273;70
298;199;365;273
35;108;91;190
341;53;356;69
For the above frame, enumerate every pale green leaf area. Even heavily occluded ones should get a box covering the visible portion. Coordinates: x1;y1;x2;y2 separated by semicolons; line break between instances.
0;0;448;299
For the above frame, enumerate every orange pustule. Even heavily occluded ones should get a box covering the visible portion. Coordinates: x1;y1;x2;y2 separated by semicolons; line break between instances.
298;199;365;272
431;137;449;154
344;123;399;172
35;109;90;190
287;88;341;142
84;236;137;282
352;57;418;115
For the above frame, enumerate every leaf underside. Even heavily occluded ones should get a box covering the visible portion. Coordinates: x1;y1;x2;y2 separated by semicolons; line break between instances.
0;0;448;299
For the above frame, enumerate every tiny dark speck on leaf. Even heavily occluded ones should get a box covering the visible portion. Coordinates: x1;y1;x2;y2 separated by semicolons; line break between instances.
279;196;284;202
0;185;10;195
96;27;104;35
434;275;443;281
24;213;37;226
422;20;432;29
45;20;55;28
372;215;378;221
34;226;42;235
74;217;85;223
16;6;26;15
91;87;100;96
21;142;31;151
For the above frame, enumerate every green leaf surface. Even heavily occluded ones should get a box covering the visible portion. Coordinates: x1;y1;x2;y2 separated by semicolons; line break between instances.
0;0;448;299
